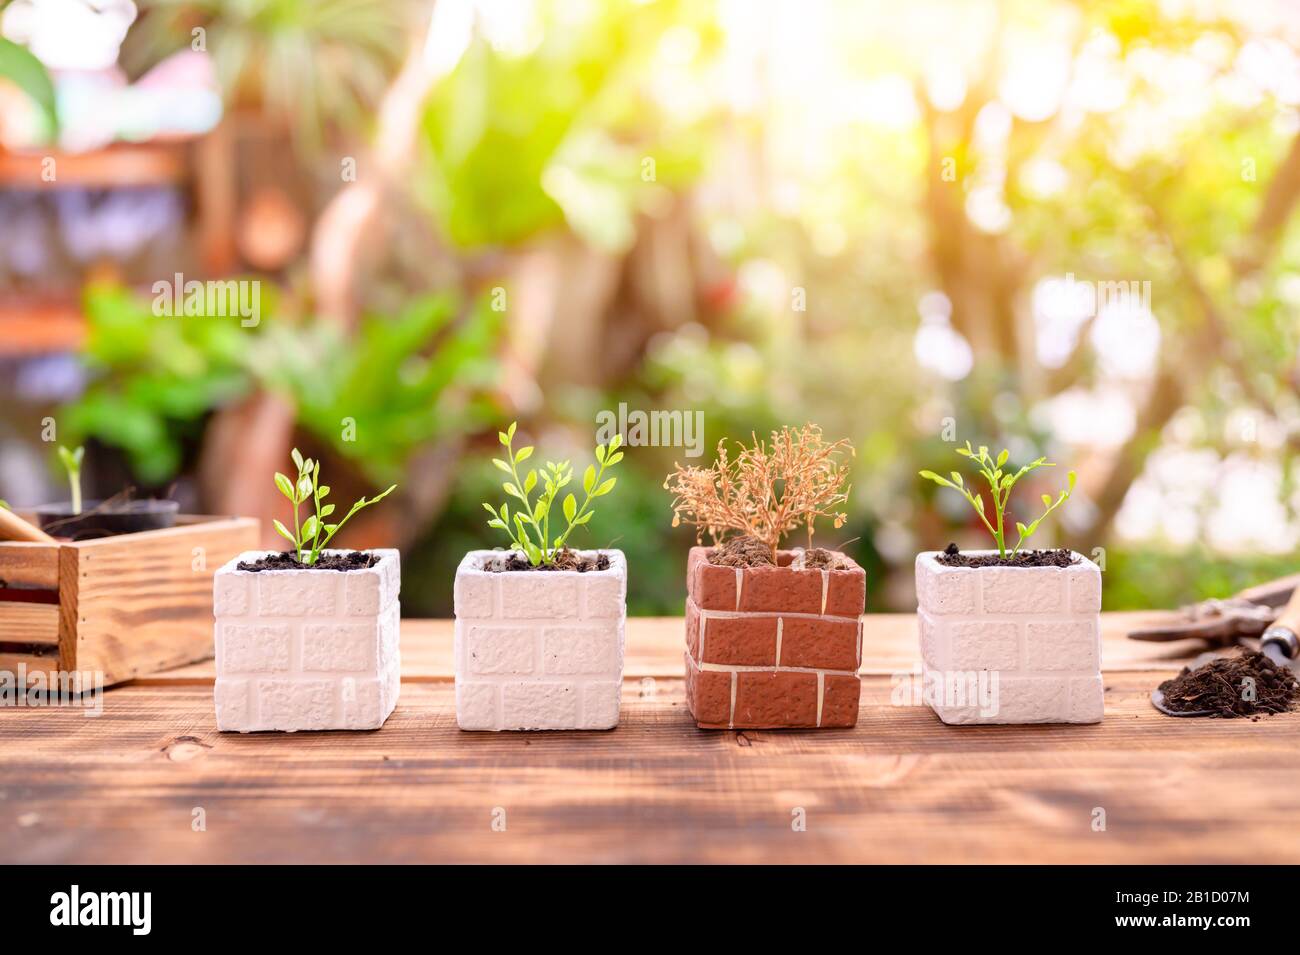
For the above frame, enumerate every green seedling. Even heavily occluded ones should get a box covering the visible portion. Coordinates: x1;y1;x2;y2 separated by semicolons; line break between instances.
272;448;395;565
920;441;1075;558
483;422;623;566
58;445;84;515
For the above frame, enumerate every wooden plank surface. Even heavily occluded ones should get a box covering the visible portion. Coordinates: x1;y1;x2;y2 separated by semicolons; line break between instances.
1;615;1297;865
68;517;259;685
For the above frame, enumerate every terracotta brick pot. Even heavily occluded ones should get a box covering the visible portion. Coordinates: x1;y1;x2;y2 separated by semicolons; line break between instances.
683;546;865;729
915;550;1103;724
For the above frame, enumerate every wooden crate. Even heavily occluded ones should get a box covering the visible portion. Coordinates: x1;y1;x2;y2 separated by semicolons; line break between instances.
0;516;259;688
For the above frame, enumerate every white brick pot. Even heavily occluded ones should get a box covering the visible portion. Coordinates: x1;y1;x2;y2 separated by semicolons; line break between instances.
453;549;626;731
915;550;1102;725
213;549;400;732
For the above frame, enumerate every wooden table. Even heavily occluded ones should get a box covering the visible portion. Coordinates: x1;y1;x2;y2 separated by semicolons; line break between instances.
2;613;1297;864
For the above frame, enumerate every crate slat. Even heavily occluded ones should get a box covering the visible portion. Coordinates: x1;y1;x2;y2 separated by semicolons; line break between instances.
0;602;60;646
66;517;259;685
0;542;59;589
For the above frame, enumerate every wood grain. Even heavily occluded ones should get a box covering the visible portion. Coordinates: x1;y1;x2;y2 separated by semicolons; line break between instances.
0;603;59;646
0;542;59;588
1;615;1295;864
64;517;258;685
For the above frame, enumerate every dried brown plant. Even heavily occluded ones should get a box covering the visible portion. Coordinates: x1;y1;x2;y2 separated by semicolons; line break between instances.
663;424;853;561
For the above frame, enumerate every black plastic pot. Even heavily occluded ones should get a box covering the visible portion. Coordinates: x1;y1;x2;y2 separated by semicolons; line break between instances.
34;500;180;541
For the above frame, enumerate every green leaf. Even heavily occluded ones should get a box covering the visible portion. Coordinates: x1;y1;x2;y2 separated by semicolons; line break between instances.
492;458;512;473
950;472;963;487
372;484;397;502
996;449;1009;467
608;433;622;451
573;512;592;525
498;431;510;446
1067;470;1077;491
515;445;533;463
523;470;537;493
482;502;498;516
918;470;954;489
487;518;506;530
507;421;517;441
605;451;624;466
595;477;617;496
583;464;596;494
272;519;296;542
1042;494;1052;506
0;38;57;136
595;444;606;464
320;503;335;518
503;483;520;497
317;485;330;499
302;515;319;540
563;493;576;523
291;448;304;470
274;472;295;498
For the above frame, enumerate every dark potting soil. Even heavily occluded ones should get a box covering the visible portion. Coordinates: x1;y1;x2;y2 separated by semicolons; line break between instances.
935;544;1077;568
707;535;775;568
482;549;610;573
237;551;379;573
1156;650;1299;719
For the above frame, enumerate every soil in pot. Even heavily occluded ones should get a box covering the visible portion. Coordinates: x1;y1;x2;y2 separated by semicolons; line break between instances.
237;550;379;573
481;549;610;573
706;535;774;567
1156;650;1299;719
935;543;1077;568
798;547;852;570
35;499;179;541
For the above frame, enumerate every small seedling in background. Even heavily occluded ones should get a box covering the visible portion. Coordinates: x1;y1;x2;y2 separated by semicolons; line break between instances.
483;422;623;566
920;441;1075;558
272;448;396;566
57;445;84;515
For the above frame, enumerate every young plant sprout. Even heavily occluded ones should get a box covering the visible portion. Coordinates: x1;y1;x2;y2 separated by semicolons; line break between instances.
482;422;623;566
57;445;84;515
273;448;396;566
919;441;1075;559
664;424;853;562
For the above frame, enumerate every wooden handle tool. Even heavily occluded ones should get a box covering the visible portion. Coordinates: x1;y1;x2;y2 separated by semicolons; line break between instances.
0;507;57;543
1260;585;1300;666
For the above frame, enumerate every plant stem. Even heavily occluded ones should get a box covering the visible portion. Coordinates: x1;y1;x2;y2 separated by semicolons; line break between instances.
504;437;545;564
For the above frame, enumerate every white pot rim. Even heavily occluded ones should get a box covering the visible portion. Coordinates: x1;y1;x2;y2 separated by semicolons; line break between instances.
457;548;626;578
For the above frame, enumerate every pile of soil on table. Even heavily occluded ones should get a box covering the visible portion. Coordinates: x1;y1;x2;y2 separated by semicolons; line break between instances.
482;549;610;573
935;543;1077;568
237;551;379;573
706;536;774;567
1157;650;1299;719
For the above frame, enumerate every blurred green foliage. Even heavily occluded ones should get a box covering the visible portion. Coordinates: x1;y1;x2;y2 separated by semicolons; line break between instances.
260;294;502;485
0;35;57;137
62;283;502;487
124;0;410;150
64;283;256;483
419;0;717;250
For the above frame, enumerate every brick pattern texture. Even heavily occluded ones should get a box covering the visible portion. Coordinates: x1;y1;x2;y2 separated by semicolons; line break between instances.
453;549;627;731
915;551;1104;724
213;549;401;732
684;547;865;729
